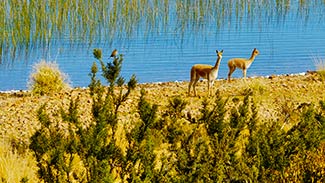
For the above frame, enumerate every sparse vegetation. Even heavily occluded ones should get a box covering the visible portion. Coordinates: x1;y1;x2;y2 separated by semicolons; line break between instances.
28;60;70;95
24;49;325;182
314;56;325;81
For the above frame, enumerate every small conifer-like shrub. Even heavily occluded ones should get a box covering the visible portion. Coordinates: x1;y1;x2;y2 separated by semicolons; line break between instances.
28;60;70;95
30;49;139;182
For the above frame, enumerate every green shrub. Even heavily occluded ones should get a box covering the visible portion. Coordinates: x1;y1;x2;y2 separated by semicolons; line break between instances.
30;49;138;182
166;95;188;121
28;60;70;95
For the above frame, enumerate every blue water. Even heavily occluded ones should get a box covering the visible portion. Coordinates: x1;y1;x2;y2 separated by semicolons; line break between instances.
1;1;325;91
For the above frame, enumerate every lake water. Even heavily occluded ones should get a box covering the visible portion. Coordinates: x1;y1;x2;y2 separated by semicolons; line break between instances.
1;1;325;91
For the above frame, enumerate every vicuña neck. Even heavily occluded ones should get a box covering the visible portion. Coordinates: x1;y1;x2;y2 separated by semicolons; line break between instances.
213;56;222;69
248;53;256;62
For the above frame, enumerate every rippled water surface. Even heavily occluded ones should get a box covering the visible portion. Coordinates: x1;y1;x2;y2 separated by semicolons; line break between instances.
1;0;325;90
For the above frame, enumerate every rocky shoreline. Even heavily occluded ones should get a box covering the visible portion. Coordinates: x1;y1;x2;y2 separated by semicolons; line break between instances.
0;71;313;94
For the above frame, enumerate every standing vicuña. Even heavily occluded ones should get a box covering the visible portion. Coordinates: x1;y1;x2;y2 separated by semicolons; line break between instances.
227;48;259;82
188;50;223;96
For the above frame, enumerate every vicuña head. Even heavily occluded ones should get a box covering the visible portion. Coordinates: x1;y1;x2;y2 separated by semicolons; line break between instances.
188;49;223;97
227;48;259;82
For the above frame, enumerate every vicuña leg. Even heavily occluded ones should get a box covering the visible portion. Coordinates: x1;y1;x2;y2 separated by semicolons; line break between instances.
228;66;236;82
242;69;247;79
192;76;200;96
188;81;193;95
207;79;215;96
188;69;195;96
207;79;210;96
188;73;200;96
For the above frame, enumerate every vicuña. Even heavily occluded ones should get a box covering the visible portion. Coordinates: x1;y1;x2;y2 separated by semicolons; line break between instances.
188;49;223;96
227;48;259;82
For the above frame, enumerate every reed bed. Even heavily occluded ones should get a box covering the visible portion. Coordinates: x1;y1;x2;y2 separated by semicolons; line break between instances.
1;0;324;63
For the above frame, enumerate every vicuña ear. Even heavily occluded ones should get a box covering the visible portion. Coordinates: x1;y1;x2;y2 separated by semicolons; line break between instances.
216;50;218;53
254;48;257;50
221;50;224;53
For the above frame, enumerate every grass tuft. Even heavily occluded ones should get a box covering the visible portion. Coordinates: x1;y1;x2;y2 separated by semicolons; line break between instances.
314;57;325;81
28;60;70;95
0;139;39;183
236;78;268;96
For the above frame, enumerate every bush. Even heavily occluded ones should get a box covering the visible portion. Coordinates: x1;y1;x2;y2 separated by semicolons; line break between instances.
28;60;70;95
30;49;138;182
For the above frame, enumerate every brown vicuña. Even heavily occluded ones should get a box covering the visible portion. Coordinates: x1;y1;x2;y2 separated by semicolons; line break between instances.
227;48;259;82
188;50;223;96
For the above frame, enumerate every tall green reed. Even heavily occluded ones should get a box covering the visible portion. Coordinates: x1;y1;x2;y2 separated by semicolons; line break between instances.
1;0;324;63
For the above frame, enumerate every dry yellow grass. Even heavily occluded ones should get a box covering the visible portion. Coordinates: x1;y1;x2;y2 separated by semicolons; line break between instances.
0;72;324;181
0;140;39;182
314;57;325;81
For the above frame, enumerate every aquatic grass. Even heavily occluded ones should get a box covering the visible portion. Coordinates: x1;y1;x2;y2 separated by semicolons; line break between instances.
1;0;325;62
